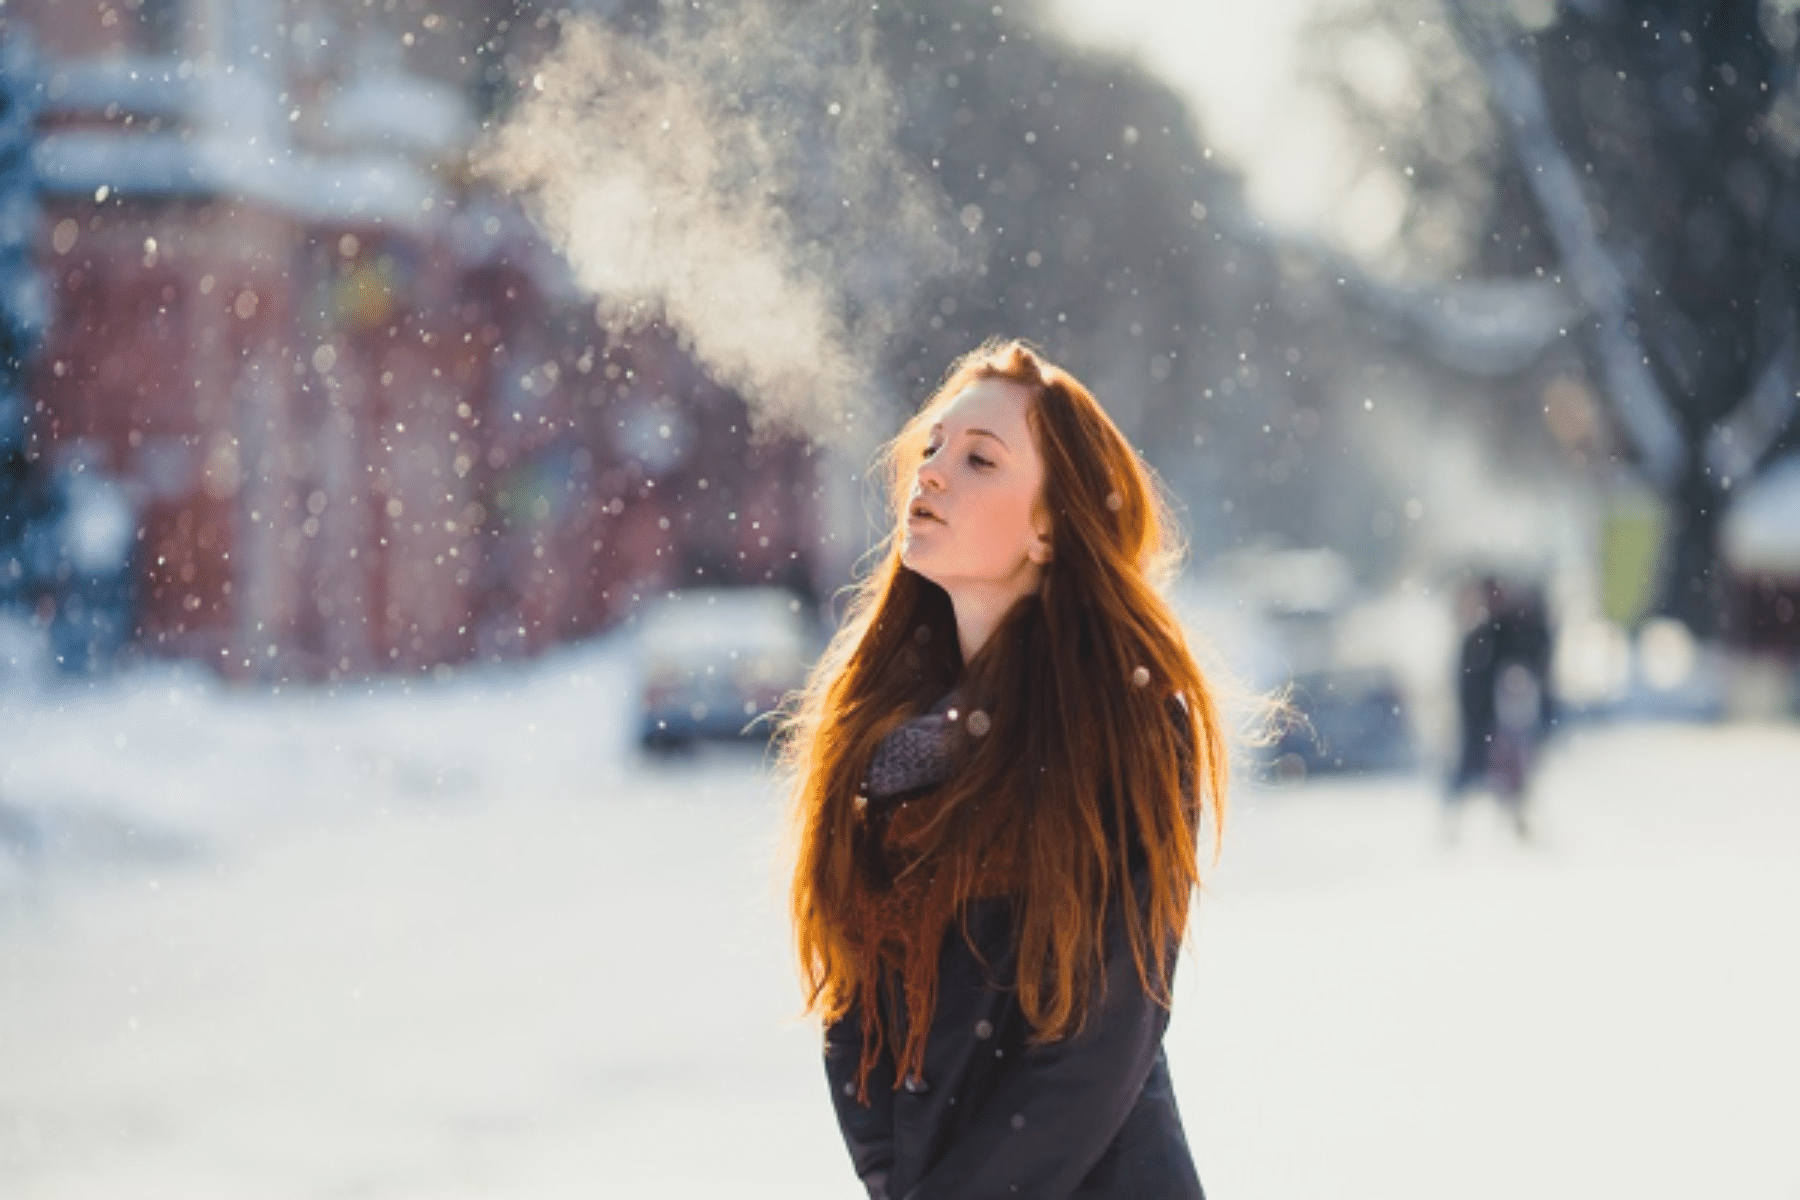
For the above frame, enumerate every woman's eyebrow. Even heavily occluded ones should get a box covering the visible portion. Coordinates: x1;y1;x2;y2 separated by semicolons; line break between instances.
928;422;1009;450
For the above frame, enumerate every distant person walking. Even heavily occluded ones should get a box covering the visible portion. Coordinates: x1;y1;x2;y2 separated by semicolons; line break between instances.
777;339;1227;1199
1446;574;1554;839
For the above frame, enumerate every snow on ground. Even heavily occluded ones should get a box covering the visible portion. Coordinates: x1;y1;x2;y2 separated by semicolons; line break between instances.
0;637;1796;1199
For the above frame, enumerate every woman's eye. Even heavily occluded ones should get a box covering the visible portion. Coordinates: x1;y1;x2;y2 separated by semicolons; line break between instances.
919;442;988;469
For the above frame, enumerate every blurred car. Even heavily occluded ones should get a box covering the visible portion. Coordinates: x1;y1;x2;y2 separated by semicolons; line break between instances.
635;586;818;751
1268;665;1417;780
1176;546;1433;781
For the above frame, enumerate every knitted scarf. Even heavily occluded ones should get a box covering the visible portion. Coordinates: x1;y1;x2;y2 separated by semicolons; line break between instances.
845;685;1024;1103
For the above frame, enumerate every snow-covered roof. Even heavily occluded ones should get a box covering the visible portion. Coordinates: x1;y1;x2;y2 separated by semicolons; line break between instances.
317;73;470;160
38;54;194;119
1350;271;1581;379
33;130;440;228
1272;228;1581;380
1722;452;1800;574
26;49;459;228
1403;278;1582;378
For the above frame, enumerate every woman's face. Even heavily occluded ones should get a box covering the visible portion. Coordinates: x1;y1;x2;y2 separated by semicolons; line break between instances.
901;376;1051;594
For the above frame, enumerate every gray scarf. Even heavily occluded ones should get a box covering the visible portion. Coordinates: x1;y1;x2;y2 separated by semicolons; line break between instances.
863;687;967;800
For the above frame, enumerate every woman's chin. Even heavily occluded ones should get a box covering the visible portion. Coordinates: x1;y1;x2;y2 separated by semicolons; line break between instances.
899;543;937;578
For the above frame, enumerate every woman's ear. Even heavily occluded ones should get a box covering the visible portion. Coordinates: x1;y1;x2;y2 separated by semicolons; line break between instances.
1029;494;1053;564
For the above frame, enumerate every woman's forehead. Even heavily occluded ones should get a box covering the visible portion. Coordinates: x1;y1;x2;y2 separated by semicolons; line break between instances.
933;377;1034;438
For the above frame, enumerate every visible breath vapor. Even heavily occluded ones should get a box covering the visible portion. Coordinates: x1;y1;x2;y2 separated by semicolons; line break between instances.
474;3;960;445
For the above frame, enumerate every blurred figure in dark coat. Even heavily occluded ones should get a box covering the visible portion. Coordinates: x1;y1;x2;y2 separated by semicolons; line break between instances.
1446;574;1554;839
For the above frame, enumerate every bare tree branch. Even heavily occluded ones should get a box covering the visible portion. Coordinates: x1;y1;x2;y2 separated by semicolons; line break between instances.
1706;331;1799;485
1446;2;1688;485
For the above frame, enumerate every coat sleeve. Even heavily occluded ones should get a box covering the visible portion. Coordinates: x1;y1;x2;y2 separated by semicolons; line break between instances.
825;995;898;1200
899;864;1177;1200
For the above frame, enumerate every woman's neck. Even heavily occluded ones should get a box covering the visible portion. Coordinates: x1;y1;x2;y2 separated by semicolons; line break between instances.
947;571;1042;664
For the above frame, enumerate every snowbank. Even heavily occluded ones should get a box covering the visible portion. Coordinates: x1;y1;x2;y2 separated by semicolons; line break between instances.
0;642;1796;1198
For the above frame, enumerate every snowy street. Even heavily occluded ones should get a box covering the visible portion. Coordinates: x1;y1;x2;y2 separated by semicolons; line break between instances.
7;0;1800;1195
1;638;1795;1200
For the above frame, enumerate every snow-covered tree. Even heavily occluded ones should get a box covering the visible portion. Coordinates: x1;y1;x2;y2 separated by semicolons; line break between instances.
1312;0;1800;636
0;32;55;619
0;33;134;674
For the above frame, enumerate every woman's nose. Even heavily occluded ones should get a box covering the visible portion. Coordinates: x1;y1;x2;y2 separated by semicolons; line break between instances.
918;459;946;491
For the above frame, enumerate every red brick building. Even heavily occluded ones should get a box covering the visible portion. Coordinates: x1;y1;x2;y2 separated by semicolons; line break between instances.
7;0;825;681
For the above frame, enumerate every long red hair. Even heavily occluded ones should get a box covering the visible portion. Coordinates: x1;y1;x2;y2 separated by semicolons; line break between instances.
775;337;1228;1060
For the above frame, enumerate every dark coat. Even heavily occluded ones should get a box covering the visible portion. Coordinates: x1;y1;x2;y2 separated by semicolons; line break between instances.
1452;593;1554;789
822;812;1206;1200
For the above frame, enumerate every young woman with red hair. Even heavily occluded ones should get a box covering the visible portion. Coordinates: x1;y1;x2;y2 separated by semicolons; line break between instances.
776;338;1228;1199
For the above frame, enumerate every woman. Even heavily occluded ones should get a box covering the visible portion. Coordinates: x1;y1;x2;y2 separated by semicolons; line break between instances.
776;338;1228;1200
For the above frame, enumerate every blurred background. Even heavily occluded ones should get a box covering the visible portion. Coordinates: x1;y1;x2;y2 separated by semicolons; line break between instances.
0;0;1796;1196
